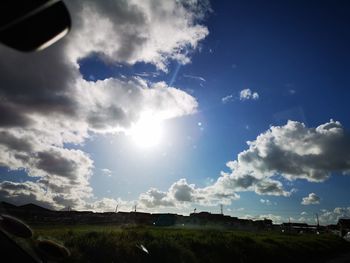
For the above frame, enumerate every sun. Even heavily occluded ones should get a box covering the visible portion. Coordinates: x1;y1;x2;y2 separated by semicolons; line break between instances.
130;112;164;148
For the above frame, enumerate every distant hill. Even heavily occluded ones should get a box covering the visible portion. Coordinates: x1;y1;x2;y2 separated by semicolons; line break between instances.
18;203;52;212
0;201;52;213
0;201;17;210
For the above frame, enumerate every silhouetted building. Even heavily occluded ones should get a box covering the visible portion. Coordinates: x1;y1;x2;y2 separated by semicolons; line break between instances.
0;201;334;232
338;218;350;237
153;213;177;226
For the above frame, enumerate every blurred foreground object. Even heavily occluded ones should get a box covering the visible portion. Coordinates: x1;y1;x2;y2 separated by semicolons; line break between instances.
0;214;70;262
36;239;70;261
0;214;33;238
0;0;71;51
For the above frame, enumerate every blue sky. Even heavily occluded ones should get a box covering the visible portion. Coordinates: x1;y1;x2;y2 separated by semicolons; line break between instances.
1;0;350;224
81;0;350;219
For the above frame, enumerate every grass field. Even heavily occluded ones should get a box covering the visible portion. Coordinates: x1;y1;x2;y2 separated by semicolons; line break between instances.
30;224;350;263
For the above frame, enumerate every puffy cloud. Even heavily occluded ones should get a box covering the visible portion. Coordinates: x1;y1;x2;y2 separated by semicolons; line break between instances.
223;88;259;104
0;0;208;209
242;214;283;224
234;119;350;183
0;129;93;208
0;0;208;128
297;211;317;224
139;188;175;208
208;119;350;198
169;179;195;202
319;207;350;224
0;181;57;210
65;0;209;71
213;167;291;197
79;78;198;133
135;119;350;209
0;180;88;210
301;193;320;205
239;88;259;100
142;119;350;209
138;178;239;208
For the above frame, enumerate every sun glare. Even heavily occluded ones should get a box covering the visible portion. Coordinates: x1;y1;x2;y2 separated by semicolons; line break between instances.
130;112;164;148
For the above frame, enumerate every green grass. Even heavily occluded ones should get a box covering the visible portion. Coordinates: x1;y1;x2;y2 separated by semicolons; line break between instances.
31;225;350;263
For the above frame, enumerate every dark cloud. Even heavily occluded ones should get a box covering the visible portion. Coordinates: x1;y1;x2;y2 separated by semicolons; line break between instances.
170;179;195;202
87;104;129;130
0;103;33;127
0;42;79;125
255;180;287;196
36;150;78;178
0;181;56;210
0;131;33;152
139;188;175;208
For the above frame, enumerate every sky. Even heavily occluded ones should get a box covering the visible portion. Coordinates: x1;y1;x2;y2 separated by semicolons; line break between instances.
1;0;350;224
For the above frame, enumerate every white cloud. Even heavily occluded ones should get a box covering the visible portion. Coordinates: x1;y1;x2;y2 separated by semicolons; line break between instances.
138;178;239;208
206;119;350;199
301;193;320;205
252;93;259;100
101;168;112;177
260;199;275;205
78;78;198;133
134;119;350;209
183;74;206;82
242;214;283;224
239;88;259;101
66;0;209;71
0;130;93;209
232;119;350;183
297;211;318;224
135;72;160;78
0;0;209;210
3;60;350;215
319;207;350;224
84;198;134;213
223;88;260;104
221;94;234;104
258;214;282;223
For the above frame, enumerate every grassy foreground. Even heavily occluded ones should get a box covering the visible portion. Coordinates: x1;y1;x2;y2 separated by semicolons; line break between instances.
32;225;350;263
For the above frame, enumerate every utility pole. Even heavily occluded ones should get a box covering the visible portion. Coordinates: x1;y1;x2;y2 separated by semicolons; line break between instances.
134;204;137;212
115;204;118;213
288;217;291;232
220;204;223;215
315;213;319;227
